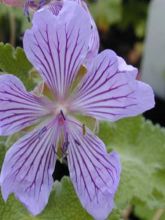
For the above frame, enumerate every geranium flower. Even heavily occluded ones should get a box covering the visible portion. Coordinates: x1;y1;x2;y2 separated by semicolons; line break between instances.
0;1;155;220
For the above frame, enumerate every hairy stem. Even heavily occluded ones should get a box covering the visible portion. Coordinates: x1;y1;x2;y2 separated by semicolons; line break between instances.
152;209;164;220
8;8;16;46
122;205;132;220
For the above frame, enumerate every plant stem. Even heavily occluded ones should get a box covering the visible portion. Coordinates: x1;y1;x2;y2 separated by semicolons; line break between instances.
122;205;132;220
8;8;16;46
152;209;164;220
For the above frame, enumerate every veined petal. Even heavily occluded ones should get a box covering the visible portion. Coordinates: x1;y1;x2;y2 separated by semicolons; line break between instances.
0;74;51;136
67;119;121;220
48;0;63;15
71;50;155;121
0;120;59;215
69;0;100;60
49;0;99;59
24;1;91;98
86;17;100;61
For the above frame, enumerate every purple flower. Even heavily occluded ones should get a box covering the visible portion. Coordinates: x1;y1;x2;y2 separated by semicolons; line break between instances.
0;1;154;219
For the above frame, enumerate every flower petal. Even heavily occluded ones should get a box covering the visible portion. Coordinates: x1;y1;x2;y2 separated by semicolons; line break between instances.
0;120;59;215
48;0;63;15
49;0;99;59
70;0;100;60
0;74;51;136
24;1;91;98
71;50;155;121
67;119;121;220
86;16;100;61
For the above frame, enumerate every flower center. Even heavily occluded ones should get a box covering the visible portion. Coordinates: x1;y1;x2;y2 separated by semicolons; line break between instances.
56;104;67;116
53;101;69;126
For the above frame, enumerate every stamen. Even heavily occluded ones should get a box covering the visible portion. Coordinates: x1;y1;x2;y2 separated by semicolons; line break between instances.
62;134;69;154
56;133;69;160
60;110;66;121
82;124;86;136
62;142;69;155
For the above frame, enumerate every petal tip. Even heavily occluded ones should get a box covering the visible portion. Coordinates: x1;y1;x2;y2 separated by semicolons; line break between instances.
137;81;155;112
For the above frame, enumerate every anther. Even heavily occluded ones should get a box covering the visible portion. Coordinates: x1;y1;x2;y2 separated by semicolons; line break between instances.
82;124;86;136
62;133;69;154
62;142;69;155
60;110;66;121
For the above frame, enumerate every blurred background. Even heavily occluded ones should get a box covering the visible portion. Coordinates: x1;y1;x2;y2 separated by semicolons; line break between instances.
0;0;165;219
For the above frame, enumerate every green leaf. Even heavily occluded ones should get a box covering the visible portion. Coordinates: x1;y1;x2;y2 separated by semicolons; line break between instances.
99;117;165;210
0;43;34;90
0;177;90;220
134;202;165;220
0;176;121;220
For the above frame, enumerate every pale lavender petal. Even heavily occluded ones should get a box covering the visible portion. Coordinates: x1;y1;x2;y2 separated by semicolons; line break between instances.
0;120;59;215
49;0;99;58
82;0;100;60
24;1;91;98
67;119;121;220
70;0;82;4
86;17;100;61
71;50;155;121
70;0;100;59
0;74;51;136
